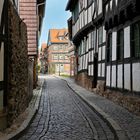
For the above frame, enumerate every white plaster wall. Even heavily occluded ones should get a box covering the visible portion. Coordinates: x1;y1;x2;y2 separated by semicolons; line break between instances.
85;10;87;25
84;54;87;69
102;45;106;60
117;65;123;88
0;43;4;81
88;51;91;62
88;6;92;23
106;4;108;13
116;0;118;6
112;32;117;61
85;54;88;69
84;0;87;8
110;0;113;10
91;64;94;76
89;34;91;49
98;0;102;15
98;47;101;61
79;13;82;29
91;2;94;17
112;65;116;87
124;26;130;58
88;65;91;75
82;55;85;69
106;66;110;86
0;0;4;24
86;36;89;52
96;30;98;52
103;26;106;43
98;63;101;77
78;57;81;71
82;11;85;26
92;50;94;62
102;63;105;77
124;64;131;90
133;63;140;92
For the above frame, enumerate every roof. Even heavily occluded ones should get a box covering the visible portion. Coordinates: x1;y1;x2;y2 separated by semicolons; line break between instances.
41;43;47;52
66;0;77;11
37;0;46;31
48;29;69;44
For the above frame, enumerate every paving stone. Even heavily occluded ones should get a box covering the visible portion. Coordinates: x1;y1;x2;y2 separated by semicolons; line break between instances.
18;76;115;140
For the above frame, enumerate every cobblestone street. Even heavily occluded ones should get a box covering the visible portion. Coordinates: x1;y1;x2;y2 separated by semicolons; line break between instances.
18;76;115;140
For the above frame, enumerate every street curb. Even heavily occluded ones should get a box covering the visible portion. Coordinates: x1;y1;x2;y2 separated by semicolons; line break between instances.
60;77;128;140
1;79;44;140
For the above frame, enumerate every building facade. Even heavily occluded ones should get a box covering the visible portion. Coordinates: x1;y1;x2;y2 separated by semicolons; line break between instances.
104;0;140;94
66;0;105;89
47;29;70;75
67;41;76;77
0;0;28;130
40;43;48;74
19;0;46;88
0;0;46;130
66;0;140;110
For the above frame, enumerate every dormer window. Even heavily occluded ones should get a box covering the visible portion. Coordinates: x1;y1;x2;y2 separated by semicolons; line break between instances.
58;36;63;40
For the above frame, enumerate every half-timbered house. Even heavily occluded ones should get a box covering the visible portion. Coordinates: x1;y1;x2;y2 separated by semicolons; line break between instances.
104;0;140;94
66;0;105;90
66;0;140;98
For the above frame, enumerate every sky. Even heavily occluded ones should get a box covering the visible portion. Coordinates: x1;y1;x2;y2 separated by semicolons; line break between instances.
39;0;71;48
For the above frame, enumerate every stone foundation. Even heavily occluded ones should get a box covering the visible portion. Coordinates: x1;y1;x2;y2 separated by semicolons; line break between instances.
95;80;140;116
76;76;140;115
76;72;93;91
96;80;106;93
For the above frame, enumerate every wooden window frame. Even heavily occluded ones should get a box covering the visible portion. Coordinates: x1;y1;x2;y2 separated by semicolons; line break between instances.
117;29;124;61
107;33;112;62
131;21;140;58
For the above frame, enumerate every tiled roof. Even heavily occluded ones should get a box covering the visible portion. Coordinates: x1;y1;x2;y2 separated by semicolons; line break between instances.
49;29;68;44
41;43;47;52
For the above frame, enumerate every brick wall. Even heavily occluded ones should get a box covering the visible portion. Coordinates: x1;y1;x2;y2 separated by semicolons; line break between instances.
7;2;29;126
19;0;37;56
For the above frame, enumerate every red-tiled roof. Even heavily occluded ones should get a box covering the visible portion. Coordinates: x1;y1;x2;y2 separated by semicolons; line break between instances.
49;29;68;44
41;43;47;52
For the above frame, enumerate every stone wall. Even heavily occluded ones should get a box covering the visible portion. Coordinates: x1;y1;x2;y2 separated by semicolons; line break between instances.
7;2;29;126
76;72;93;91
96;80;140;115
28;59;33;100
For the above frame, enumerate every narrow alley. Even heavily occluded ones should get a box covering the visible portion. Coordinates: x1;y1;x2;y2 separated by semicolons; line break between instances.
18;76;115;140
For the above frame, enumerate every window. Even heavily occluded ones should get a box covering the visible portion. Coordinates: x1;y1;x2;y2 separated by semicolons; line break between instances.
117;29;124;60
58;36;63;40
59;54;64;60
65;55;68;60
131;21;140;58
98;27;103;45
78;42;82;55
53;46;58;50
59;45;63;50
72;2;79;22
53;54;58;60
107;33;112;62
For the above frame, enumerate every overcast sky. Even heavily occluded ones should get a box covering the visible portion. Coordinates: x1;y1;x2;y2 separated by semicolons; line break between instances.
39;0;70;48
